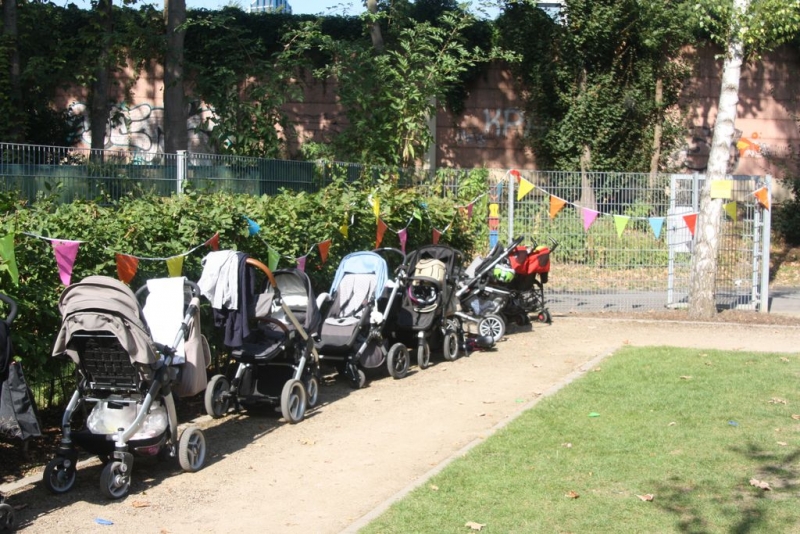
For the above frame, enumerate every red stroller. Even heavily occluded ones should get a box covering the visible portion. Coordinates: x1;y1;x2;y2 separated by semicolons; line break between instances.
504;239;558;324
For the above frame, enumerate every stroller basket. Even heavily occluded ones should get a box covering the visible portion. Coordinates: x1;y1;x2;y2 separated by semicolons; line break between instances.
74;334;140;391
509;246;551;276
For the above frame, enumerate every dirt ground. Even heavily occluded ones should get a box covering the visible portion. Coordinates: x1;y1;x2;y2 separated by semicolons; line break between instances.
2;313;800;534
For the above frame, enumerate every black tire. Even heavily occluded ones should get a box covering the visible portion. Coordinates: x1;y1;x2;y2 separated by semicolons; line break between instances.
537;309;552;324
43;456;77;495
0;503;15;532
99;461;130;500
305;374;320;408
478;314;506;344
178;426;206;472
417;340;431;369
387;343;410;379
442;331;460;361
280;379;307;424
204;374;231;419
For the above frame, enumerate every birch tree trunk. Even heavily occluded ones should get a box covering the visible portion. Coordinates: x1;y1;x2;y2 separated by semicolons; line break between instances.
688;0;748;319
164;0;187;154
90;0;113;158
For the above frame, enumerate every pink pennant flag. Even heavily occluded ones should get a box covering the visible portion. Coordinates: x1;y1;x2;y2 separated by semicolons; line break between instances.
297;256;307;272
467;202;474;218
397;228;408;254
582;208;599;232
52;240;80;286
432;228;442;244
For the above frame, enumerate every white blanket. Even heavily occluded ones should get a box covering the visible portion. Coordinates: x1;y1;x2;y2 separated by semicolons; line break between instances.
197;250;239;310
143;277;186;361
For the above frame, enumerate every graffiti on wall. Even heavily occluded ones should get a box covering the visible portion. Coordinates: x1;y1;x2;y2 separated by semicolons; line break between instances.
455;107;525;146
68;100;216;159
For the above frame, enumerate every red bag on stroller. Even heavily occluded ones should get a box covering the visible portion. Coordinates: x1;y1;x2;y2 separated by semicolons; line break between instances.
509;245;551;284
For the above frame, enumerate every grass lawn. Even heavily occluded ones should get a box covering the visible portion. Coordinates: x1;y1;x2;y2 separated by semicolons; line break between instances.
361;347;800;534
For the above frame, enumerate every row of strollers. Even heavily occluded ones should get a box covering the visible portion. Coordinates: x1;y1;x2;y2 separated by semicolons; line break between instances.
0;239;555;522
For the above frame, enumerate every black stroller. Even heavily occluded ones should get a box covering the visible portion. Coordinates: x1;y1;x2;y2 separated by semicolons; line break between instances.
315;249;407;388
45;276;209;499
389;245;466;368
1;293;42;531
201;253;321;424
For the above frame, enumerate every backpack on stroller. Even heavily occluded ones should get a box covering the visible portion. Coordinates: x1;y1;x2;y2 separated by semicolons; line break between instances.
315;249;407;388
201;252;321;424
1;292;42;531
45;276;209;499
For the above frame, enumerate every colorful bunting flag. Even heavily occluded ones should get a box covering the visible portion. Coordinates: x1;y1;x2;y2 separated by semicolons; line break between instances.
339;223;349;239
372;196;381;220
267;248;280;272
509;169;521;182
115;253;139;284
466;202;474;218
613;215;630;238
398;228;408;254
517;177;535;201
206;232;220;251
246;218;261;236
724;201;737;223
296;256;307;272
648;217;666;239
549;196;566;219
167;256;184;277
52;240;80;286
489;230;498;248
318;239;331;264
0;234;19;285
433;228;442;245
683;213;698;237
376;219;388;248
754;186;770;210
581;208;599;232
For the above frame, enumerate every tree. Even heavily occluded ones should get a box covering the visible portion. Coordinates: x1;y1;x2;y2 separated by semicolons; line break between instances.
164;0;188;153
89;0;114;156
688;0;800;319
1;0;24;141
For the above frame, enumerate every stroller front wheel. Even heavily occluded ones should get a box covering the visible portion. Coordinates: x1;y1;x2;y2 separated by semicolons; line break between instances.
387;343;410;379
0;502;15;531
43;456;77;494
178;426;207;472
478;314;506;344
204;374;231;419
100;461;130;500
280;379;308;424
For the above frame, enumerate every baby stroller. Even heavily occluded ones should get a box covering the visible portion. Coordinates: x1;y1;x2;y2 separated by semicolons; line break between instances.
315;249;407;388
389;245;466;368
201;252;321;424
1;293;42;531
45;276;209;499
502;238;558;324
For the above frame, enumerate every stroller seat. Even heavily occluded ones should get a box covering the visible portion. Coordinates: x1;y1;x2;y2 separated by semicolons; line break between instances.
317;273;376;352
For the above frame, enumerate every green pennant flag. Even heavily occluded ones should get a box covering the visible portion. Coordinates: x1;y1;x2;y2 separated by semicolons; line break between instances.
268;248;280;272
0;234;19;285
613;215;630;238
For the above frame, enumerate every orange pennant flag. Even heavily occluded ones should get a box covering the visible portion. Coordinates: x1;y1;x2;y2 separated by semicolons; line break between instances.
115;253;139;284
549;196;567;219
318;239;331;264
206;232;220;251
376;219;388;249
432;228;442;244
683;213;698;237
753;186;770;210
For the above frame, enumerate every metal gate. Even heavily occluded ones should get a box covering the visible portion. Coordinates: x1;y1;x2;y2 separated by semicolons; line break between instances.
495;170;771;313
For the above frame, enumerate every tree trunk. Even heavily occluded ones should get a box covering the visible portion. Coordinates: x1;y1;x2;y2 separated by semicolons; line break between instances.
688;0;748;319
366;0;384;52
2;0;23;141
90;0;113;159
576;68;596;211
164;0;187;154
648;76;663;190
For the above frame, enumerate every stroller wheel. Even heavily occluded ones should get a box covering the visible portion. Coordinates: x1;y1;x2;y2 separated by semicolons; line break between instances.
280;379;308;424
387;343;410;379
417;341;431;370
537;309;552;324
442;331;460;361
43;456;77;495
100;461;130;500
478;314;506;344
204;374;231;419
0;503;15;532
305;374;320;408
178;426;207;472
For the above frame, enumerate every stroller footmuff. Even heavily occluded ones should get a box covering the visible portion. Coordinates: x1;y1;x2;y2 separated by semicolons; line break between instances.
45;276;209;500
315;249;406;388
201;253;321;424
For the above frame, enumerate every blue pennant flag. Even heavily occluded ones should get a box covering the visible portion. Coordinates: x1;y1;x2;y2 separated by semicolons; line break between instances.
648;217;665;239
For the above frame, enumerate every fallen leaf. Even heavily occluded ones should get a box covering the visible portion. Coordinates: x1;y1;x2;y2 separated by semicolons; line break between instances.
780;357;790;362
562;442;573;448
565;490;580;499
622;339;630;345
430;484;439;491
482;400;496;404
636;494;655;501
792;414;800;420
769;398;788;405
160;529;170;534
680;375;692;380
750;479;772;491
299;439;315;445
465;521;486;531
668;422;677;426
476;413;486;417
777;441;788;446
131;500;150;508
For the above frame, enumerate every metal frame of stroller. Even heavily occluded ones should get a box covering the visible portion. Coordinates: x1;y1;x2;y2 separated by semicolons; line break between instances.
315;248;407;388
203;259;321;424
388;244;466;370
44;276;207;500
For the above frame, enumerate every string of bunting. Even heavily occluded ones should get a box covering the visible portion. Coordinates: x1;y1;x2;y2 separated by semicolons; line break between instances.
244;216;331;273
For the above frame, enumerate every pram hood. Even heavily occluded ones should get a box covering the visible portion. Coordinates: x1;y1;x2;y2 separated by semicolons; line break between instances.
330;252;388;298
52;275;160;366
272;268;322;334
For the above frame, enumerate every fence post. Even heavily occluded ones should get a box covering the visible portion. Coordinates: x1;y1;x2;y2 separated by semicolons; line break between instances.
176;150;186;194
507;171;515;243
759;175;772;313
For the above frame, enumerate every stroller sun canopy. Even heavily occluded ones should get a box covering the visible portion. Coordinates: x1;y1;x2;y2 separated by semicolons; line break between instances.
330;252;388;299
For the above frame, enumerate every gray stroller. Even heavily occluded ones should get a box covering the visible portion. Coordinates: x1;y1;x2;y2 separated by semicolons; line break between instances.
45;276;209;499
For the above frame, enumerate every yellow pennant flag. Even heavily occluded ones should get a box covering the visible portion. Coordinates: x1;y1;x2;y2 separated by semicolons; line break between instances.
372;196;380;220
339;223;349;239
167;255;184;277
613;215;630;238
724;201;737;223
517;177;535;201
549;196;566;219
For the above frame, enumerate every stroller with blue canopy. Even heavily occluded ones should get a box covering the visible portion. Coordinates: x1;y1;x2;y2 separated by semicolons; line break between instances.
315;249;407;388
